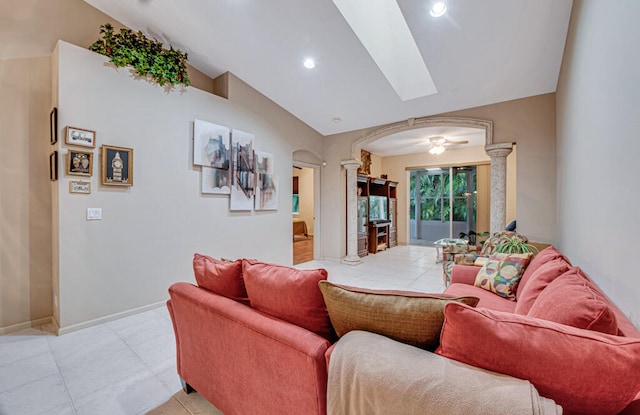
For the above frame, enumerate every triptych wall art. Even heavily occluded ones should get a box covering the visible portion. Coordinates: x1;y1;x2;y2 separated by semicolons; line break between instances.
193;119;278;211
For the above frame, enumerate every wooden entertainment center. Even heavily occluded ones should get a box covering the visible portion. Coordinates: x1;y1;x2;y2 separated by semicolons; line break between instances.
357;174;398;256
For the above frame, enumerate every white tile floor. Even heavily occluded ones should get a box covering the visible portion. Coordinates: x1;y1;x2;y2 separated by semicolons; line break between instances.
0;245;442;415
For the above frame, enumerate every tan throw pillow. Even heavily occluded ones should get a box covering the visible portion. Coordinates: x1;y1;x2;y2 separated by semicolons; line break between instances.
474;253;533;300
318;281;479;350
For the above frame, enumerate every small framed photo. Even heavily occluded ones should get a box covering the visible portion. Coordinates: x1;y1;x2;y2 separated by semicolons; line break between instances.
69;180;91;194
66;150;93;176
49;151;58;181
101;145;133;186
66;126;96;148
50;108;58;145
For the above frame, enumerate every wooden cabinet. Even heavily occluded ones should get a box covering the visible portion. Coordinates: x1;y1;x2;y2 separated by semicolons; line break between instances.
353;174;398;256
357;196;369;257
368;222;389;253
389;183;398;247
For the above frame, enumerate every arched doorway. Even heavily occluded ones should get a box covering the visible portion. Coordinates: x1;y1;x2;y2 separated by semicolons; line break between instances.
341;116;512;264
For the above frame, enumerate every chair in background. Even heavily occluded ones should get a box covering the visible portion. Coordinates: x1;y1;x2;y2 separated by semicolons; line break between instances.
442;231;529;286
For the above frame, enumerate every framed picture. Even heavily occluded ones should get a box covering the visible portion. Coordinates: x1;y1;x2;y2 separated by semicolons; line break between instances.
101;145;133;186
66;150;93;176
193;119;231;168
49;151;58;181
66;126;96;148
69;180;91;194
50;108;58;145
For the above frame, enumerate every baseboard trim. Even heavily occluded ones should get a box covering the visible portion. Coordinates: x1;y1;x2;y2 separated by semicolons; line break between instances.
0;316;53;335
57;300;167;336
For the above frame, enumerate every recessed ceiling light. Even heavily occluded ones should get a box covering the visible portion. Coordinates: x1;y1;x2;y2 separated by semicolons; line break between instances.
430;2;447;17
303;58;315;69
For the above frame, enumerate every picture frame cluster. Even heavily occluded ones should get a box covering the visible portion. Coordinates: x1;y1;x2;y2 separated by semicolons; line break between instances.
193;118;278;211
48;107;134;192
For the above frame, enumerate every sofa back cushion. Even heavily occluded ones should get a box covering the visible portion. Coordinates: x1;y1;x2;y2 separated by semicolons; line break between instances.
318;281;478;351
242;259;332;340
473;253;532;301
516;246;570;299
527;269;618;334
572;267;640;338
193;254;248;303
514;257;571;315
437;302;640;415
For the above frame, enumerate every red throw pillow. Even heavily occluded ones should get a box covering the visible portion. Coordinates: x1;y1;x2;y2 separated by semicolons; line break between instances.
192;254;248;302
528;269;618;334
516;246;570;299
514;258;571;315
242;259;332;340
437;303;640;415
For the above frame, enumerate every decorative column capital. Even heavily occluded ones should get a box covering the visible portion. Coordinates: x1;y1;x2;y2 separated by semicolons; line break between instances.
485;143;513;158
341;159;362;171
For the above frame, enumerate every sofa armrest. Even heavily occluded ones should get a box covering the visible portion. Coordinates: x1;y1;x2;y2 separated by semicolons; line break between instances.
450;265;481;285
168;282;330;415
328;331;561;415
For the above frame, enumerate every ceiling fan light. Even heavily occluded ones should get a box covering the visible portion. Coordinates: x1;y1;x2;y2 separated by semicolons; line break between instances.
429;145;445;155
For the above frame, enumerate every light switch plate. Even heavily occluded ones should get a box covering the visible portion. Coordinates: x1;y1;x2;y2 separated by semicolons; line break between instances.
87;208;102;220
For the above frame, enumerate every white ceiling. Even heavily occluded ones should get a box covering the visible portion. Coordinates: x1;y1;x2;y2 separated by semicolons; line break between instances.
83;0;573;137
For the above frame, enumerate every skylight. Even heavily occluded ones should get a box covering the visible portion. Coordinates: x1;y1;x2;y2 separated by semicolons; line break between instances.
332;0;438;101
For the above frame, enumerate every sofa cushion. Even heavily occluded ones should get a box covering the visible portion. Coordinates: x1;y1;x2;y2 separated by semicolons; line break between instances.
474;253;532;300
437;302;640;415
242;259;332;340
516;246;570;300
318;281;478;350
445;283;517;313
192;254;248;302
514;258;571;315
528;269;618;334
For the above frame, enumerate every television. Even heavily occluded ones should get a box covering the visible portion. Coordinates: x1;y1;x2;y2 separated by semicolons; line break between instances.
369;195;388;222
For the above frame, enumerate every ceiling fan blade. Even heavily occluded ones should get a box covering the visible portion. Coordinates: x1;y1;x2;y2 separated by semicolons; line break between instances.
444;140;469;146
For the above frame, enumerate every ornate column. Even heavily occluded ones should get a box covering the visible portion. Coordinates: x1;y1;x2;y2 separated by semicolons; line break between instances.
485;143;513;233
341;159;363;265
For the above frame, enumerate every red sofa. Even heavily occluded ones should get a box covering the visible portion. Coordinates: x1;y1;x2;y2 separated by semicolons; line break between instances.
167;255;333;415
442;246;640;415
168;249;640;415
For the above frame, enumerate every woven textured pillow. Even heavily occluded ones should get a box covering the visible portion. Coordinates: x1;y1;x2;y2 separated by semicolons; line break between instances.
318;281;478;350
474;253;532;300
437;303;640;415
192;254;248;302
242;259;332;340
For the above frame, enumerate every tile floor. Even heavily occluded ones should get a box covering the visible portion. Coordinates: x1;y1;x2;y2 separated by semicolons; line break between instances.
0;245;442;415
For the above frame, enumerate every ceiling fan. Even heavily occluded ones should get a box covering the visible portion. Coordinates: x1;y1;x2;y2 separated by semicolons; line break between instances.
427;136;469;155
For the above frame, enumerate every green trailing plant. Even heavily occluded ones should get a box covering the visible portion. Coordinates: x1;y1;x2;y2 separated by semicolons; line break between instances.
495;237;539;254
89;23;190;89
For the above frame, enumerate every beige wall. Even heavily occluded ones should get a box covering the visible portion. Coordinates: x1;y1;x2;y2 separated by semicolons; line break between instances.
322;94;556;260
52;41;323;331
1;0;325;332
0;57;52;332
369;153;383;178
556;0;639;326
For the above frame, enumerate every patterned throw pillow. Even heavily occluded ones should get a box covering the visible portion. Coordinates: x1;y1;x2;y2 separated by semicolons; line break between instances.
474;253;533;300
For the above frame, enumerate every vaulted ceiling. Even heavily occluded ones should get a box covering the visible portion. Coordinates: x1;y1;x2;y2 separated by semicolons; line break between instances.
84;0;572;140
